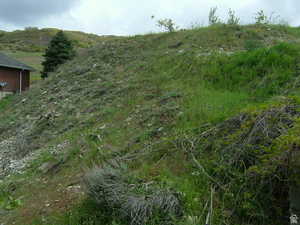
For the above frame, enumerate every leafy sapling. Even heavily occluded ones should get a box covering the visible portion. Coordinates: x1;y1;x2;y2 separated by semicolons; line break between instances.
209;7;221;25
227;8;240;25
255;10;269;25
152;16;179;32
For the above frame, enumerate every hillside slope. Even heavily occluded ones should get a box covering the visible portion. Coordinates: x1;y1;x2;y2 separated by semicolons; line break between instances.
1;24;300;225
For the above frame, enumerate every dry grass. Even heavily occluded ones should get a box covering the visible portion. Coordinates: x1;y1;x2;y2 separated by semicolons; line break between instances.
83;161;182;225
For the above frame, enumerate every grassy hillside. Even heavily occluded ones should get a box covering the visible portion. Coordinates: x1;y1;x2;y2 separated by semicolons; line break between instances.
0;27;113;52
1;24;300;225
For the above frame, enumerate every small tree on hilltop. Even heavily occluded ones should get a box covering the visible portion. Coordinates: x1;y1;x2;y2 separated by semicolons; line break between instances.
41;30;75;79
209;7;221;25
151;16;179;32
255;10;269;25
227;8;240;25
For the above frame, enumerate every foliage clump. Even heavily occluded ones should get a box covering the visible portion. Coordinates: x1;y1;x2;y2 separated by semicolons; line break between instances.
208;7;221;25
42;30;75;78
0;182;22;211
188;97;300;224
227;8;240;25
83;161;182;225
152;16;179;33
255;10;269;25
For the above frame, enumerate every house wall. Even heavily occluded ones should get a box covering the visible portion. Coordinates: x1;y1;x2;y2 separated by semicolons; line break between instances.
22;70;30;91
0;66;30;92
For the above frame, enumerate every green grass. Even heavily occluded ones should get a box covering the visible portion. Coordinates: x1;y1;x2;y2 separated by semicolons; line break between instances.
202;43;300;95
0;94;13;109
30;198;113;225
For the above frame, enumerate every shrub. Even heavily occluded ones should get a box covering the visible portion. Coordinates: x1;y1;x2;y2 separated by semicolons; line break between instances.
152;16;179;32
208;7;221;25
83;162;182;225
255;10;269;25
227;8;240;25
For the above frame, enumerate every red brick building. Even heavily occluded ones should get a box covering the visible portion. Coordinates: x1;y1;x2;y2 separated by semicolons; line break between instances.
0;52;35;93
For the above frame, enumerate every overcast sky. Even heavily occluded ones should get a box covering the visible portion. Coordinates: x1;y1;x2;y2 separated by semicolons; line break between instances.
0;0;299;36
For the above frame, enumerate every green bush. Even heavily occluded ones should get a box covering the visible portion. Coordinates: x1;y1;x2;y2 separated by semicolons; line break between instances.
209;7;221;25
152;16;179;32
227;8;240;25
255;10;269;25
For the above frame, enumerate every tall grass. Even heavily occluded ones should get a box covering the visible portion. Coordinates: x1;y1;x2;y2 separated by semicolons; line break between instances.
202;43;300;96
140;43;300;133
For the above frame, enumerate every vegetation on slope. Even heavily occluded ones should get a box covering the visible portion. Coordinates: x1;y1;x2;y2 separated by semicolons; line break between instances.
1;24;300;225
0;27;107;52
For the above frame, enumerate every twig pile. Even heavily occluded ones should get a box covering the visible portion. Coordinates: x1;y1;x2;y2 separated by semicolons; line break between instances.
176;98;300;224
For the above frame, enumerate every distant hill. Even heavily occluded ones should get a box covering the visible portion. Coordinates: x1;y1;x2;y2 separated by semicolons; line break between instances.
0;27;116;52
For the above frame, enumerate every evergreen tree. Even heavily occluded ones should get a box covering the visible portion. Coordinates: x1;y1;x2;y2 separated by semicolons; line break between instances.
41;30;75;79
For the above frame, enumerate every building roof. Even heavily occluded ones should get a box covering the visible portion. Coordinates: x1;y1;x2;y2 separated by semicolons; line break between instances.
0;52;35;71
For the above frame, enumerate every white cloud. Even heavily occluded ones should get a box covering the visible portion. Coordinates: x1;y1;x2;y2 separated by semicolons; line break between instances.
1;0;300;35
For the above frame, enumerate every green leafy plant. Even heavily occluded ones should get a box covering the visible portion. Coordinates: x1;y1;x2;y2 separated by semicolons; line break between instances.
227;8;240;25
152;16;179;32
209;7;221;25
0;184;22;211
255;10;269;25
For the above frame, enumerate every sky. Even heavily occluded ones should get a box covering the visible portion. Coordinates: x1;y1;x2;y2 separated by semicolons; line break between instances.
0;0;299;36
